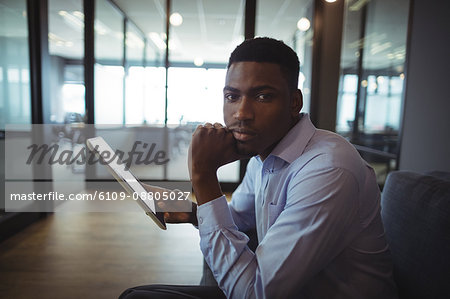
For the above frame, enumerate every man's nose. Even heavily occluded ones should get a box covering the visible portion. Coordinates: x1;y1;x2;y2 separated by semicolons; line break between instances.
233;97;254;121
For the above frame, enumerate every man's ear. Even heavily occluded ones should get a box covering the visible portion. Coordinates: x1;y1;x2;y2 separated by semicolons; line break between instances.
291;89;303;117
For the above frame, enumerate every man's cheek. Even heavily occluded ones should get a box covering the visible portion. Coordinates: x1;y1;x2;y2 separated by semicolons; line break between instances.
223;115;233;127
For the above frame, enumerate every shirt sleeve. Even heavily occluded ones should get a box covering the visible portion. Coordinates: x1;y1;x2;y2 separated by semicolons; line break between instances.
197;167;361;299
228;158;257;232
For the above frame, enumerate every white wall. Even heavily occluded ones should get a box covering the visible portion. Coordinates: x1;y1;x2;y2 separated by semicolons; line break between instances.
398;0;450;172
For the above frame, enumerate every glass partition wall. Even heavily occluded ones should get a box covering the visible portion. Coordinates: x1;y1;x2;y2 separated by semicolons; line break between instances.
94;0;164;126
1;0;409;190
0;0;32;129
166;0;245;182
48;0;85;123
0;0;32;218
94;0;124;124
256;0;314;113
336;0;410;185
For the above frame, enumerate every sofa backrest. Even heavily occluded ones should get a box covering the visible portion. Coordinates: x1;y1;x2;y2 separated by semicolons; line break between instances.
381;171;450;299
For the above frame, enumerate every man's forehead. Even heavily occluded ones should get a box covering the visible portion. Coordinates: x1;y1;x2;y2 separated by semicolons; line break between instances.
225;61;285;87
226;62;283;79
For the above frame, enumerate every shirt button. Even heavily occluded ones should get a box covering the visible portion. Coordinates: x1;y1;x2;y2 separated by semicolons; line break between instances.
198;217;203;224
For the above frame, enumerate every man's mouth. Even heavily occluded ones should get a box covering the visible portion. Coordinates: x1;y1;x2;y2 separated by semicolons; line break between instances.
231;129;257;142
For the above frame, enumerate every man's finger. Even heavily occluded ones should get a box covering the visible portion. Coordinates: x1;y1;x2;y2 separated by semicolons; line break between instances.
164;211;192;223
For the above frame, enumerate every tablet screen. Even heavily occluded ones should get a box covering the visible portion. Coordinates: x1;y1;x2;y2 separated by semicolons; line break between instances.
87;137;156;213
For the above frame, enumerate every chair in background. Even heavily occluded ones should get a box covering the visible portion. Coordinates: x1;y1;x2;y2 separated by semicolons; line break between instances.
381;170;450;299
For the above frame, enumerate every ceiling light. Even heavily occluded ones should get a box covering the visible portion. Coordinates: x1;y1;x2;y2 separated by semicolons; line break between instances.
95;20;110;35
395;53;405;60
149;32;167;50
49;32;75;49
72;11;84;19
170;12;183;26
370;42;392;55
58;10;84;31
49;32;66;43
126;31;145;49
194;57;204;67
297;17;310;32
349;0;369;11
361;80;368;88
325;0;337;3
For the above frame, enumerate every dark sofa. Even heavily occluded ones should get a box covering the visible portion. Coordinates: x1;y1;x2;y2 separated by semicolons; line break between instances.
381;170;450;299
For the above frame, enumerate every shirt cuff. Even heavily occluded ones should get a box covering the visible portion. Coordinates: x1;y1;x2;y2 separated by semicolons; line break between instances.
197;195;237;235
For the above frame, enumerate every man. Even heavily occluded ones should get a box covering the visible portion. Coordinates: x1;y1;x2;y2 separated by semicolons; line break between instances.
120;37;397;298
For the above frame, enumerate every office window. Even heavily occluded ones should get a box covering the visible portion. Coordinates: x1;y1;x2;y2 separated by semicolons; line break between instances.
111;0;166;126
164;0;244;182
336;0;410;184
336;74;358;132
94;65;124;124
143;66;166;125
168;0;243;123
0;0;31;129
256;0;314;113
125;22;145;124
48;0;85;123
364;75;403;132
167;67;225;125
94;0;124;125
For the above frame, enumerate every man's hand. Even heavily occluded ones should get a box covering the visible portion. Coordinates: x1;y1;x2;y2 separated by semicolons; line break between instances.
188;123;240;178
188;123;241;205
143;184;198;225
161;201;198;225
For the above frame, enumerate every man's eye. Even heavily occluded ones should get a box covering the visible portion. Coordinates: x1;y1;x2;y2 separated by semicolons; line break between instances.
256;94;272;101
225;94;239;102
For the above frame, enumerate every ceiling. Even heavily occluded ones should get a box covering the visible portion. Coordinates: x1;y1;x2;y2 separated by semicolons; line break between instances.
1;0;410;71
112;0;316;64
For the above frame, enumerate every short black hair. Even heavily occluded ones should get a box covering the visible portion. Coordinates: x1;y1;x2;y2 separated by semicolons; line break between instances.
228;37;300;91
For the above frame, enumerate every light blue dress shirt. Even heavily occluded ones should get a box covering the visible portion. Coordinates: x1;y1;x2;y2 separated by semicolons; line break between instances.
197;113;398;299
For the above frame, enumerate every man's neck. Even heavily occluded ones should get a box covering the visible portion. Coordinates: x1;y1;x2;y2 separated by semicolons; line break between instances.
258;115;302;161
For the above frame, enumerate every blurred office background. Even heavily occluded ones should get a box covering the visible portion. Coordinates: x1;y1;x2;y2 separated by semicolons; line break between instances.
0;0;449;297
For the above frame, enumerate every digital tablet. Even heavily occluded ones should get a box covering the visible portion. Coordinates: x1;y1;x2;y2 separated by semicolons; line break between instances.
86;136;166;230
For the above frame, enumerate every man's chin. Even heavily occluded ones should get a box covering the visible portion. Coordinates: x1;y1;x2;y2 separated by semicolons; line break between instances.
236;143;258;158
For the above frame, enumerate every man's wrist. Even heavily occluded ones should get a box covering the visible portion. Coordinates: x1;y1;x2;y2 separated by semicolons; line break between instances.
191;171;223;206
190;202;198;226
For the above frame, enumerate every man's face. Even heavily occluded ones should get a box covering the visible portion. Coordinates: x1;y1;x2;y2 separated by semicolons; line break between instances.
223;61;302;160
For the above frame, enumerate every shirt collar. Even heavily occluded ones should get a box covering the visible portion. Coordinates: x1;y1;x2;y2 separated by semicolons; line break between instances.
268;113;316;164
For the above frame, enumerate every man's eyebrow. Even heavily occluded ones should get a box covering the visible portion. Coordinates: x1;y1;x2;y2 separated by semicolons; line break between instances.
249;85;278;93
223;86;240;93
223;85;278;93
